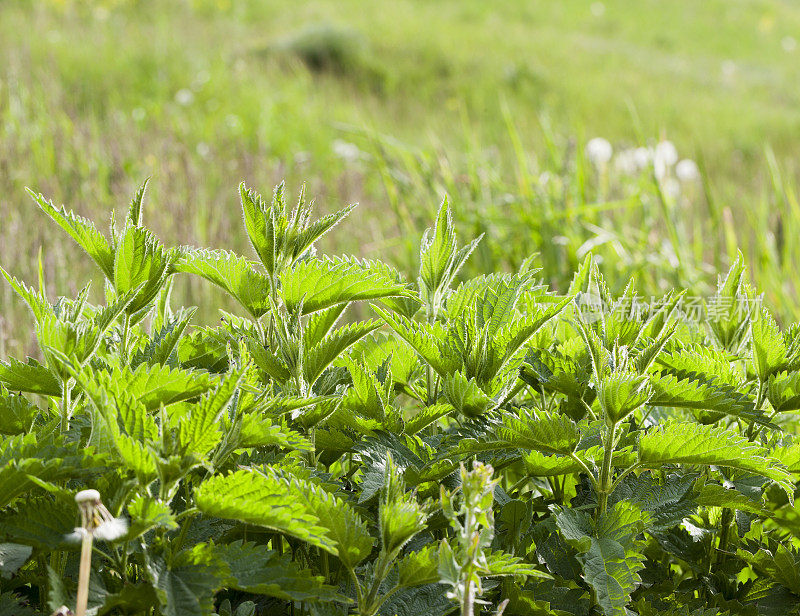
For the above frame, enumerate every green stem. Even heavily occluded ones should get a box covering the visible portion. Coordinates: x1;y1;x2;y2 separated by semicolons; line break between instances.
120;313;131;364
598;422;617;514
362;551;394;615
60;378;73;433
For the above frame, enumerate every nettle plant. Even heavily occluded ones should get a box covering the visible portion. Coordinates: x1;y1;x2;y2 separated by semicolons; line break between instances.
1;181;800;616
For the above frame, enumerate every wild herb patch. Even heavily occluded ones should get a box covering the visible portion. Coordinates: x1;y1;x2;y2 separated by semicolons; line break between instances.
1;180;800;616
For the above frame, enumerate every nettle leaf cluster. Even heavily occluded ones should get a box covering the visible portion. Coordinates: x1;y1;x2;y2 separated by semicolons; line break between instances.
1;181;800;616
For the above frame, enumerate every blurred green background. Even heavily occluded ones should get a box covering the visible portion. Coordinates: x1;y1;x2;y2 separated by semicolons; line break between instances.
2;0;800;356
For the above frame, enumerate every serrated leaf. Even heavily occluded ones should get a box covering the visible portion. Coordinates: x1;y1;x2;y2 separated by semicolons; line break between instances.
498;409;579;455
0;357;61;396
442;371;494;417
372;306;458;376
175;248;272;318
282;256;412;314
638;422;793;500
752;306;787;380
648;370;758;420
305;320;382;386
398;543;441;588
0;391;38;435
216;540;342;602
147;545;221;616
194;469;337;553
28;188;115;279
0;543;32;578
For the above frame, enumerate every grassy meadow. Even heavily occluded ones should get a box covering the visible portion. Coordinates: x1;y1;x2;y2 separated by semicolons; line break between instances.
2;0;800;356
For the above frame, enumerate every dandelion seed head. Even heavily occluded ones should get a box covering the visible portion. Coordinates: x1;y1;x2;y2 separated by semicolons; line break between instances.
663;178;681;200
614;149;639;175
675;159;700;182
75;489;101;505
585;137;613;166
94;517;129;542
782;36;797;52
721;60;737;79
654;141;679;168
174;89;194;106
633;147;651;169
332;139;362;162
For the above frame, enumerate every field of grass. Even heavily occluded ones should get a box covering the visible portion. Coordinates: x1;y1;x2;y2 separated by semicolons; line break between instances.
2;0;800;356
7;3;800;615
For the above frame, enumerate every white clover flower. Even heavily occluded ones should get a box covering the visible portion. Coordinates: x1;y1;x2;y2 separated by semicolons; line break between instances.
675;159;700;182
585;137;613;166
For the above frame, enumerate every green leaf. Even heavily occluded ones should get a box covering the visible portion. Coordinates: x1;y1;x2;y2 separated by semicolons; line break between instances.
398;544;441;588
175;249;272;318
113;226;175;314
442;371;494;417
288;474;374;568
281;256;412;315
638;422;794;500
304;319;382;386
648;370;757;419
194;469;337;553
79;362;217;412
484;550;550;579
0;497;76;550
419;197;458;299
767;371;800;413
126;177;149;228
27;188;115;279
130;307;196;368
522;450;585;476
177;368;243;460
0;592;37;616
240;182;354;278
0;543;32;578
597;371;652;422
147;544;222;616
751;305;787;380
498;409;579;455
738;542;800;595
235;413;313;451
0;391;38;435
555;502;647;616
127;495;178;538
373;306;459;377
0;266;52;324
0;357;61;396
216;540;342;602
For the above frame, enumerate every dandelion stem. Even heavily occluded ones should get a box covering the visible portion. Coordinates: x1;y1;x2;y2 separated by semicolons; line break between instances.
75;528;93;616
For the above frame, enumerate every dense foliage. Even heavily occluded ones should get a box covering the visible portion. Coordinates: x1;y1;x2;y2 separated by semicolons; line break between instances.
2;181;800;616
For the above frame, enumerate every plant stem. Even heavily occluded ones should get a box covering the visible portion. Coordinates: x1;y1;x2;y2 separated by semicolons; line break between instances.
120;312;131;364
462;578;475;616
60;378;72;433
75;530;93;616
598;422;617;514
